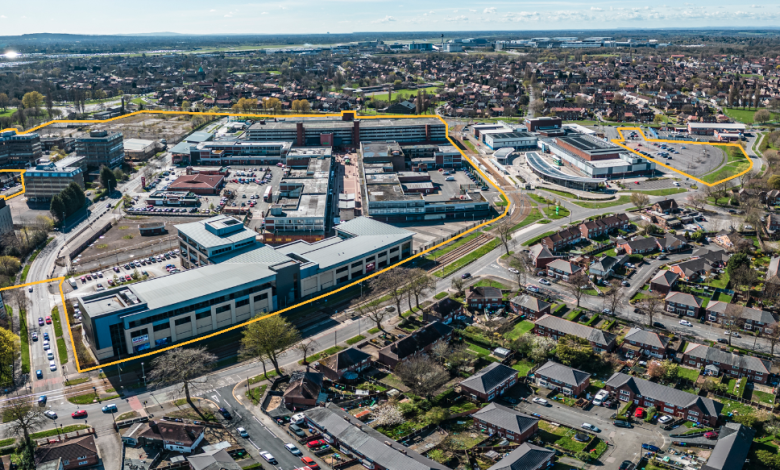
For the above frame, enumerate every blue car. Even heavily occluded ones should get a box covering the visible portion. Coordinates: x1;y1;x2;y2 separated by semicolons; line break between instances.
43;332;49;341
36;370;43;379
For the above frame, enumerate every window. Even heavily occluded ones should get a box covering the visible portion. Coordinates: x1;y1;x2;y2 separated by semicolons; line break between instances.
236;299;249;308
664;407;674;413
254;292;268;302
153;323;169;332
215;305;231;314
620;390;630;396
175;317;191;326
195;311;211;320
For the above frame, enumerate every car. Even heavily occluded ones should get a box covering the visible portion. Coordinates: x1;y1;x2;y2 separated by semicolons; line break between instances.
625;263;635;269
581;423;600;432
602;308;612;315
28;286;33;292
527;285;540;293
679;320;692;327
620;461;636;470
593;390;609;406
45;316;52;324
539;278;551;285
218;407;232;419
653;322;665;329
260;452;277;464
72;410;88;418
38;317;44;326
621;281;630;287
301;456;319;469
44;410;57;419
38;395;47;405
49;361;56;371
508;268;519;274
634;407;646;418
638;360;647;367
532;397;549;406
732;332;741;338
658;415;673;424
461;273;471;279
235;426;249;438
96;283;105;291
101;403;117;413
43;340;50;350
125;275;132;281
47;351;54;360
641;443;661;453
717;338;728;344
285;443;302;455
31;332;38;341
705;431;719;439
289;423;306;438
307;439;327;449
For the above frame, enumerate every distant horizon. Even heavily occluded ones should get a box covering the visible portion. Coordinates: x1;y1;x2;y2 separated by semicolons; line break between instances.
1;1;779;37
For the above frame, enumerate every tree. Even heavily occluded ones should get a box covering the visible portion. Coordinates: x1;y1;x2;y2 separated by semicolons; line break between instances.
511;334;535;356
660;360;679;383
100;166;118;193
148;347;217;403
408;269;434;310
603;280;625;315
630;192;650;210
653;114;666;124
356;297;387;333
496;221;514;256
113;168;125;182
395;355;450;398
686;192;707;212
3;399;46;447
769;175;780;190
21;91;43;115
766;323;780;356
647;361;664;380
295;339;318;366
528;99;544;116
564;272;589;307
723;303;745;346
240;315;301;375
451;277;465;297
529;336;556;362
0;93;8;111
727;252;749;277
638;292;664;326
556;336;591;368
181;100;191;112
755;109;772;124
508;253;530;288
372;404;404;427
370;269;407;317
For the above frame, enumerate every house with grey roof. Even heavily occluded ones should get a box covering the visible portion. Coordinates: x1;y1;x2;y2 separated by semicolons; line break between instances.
650;270;679;294
588;254;628;279
485;443;555;470
620;328;670;359
304;403;449;470
670;258;713;281
457;363;519;401
683;343;771;384
705;302;777;334
656;233;687;252
472;403;539;444
546;259;583;281
422;297;466;325
534;361;591;397
377;321;453;369
529;244;556;269
533;315;616;353
664;292;705;318
617;236;658;255
605;372;723;426
701;423;754;470
318;347;372;382
508;295;551;321
692;248;730;267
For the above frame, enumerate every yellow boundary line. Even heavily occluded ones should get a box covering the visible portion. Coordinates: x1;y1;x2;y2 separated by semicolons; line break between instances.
612;127;752;187
0;169;27;202
0;110;510;373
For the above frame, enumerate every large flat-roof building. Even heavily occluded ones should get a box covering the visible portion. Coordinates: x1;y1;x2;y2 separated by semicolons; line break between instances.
190;140;292;166
78;216;413;359
0;199;12;238
75;130;124;169
23;156;86;202
123;139;157;161
483;131;538;150
0;130;43;169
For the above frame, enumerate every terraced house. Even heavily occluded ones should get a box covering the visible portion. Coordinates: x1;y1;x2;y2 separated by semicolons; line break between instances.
664;292;705;318
471;403;539;444
578;213;630;239
539;227;582;251
457;363;519;401
705;302;777;334
534;361;591;397
682;343;772;384
605;372;723;426
508;295;551;321
533;315;617;353
546;259;583;281
620;328;670;359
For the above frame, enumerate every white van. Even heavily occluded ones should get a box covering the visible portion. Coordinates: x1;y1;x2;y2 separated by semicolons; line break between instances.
291;413;306;425
445;176;455;181
69;278;78;288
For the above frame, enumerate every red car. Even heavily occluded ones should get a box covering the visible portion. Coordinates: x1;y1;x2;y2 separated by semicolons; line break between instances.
634;407;645;418
45;316;52;324
125;275;132;281
300;457;319;469
306;440;326;449
705;431;719;440
71;410;87;418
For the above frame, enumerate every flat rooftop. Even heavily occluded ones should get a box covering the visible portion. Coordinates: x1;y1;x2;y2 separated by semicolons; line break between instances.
288;147;333;158
526;152;606;184
177;215;258;249
487;132;535;140
271;194;327;218
367;183;423;202
249;117;444;131
557;135;617;153
281;178;329;194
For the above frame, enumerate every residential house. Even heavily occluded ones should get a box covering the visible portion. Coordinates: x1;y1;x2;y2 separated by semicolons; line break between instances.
540;227;582;251
121;420;205;453
705;302;777;334
651;199;679;214
620;328;670;359
692;248;730;267
318;347;372;382
529;244;556;269
578;214;630;239
471;403;539;444
34;435;100;470
534;361;591;397
713;231;736;250
466;286;503;310
682;343;771;384
188;448;243;470
283;371;323;408
458;362;519;401
669;258;713;281
656;233;687;252
377;321;453;369
533;315;617;353
546;259;583;281
617;236;658;255
767;256;780;286
701;423;755;470
650;270;680;294
485;443;555;470
37;460;64;470
664;292;705;318
768;214;780;233
589;255;628;279
509;295;551;321
422;297;465;324
304;403;450;470
605;372;723;426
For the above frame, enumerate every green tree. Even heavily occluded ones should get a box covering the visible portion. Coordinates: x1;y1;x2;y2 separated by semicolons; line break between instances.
239;315;301;375
768;174;780;190
181;100;191;112
727;252;749;277
755;109;772;124
555;335;591;368
21;91;43;115
50;195;67;222
100;166;117;193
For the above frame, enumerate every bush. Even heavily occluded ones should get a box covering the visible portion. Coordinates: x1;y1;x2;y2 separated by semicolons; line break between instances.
644;406;657;422
575;451;592;462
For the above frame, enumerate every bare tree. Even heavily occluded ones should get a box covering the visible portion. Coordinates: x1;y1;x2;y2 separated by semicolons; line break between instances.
765;323;780;356
451;277;465;297
496;222;514;255
508;252;530;289
630;192;650;211
723;304;746;346
529;336;556;362
603;280;626;315
639;292;664;327
357;297;387;333
395;355;451;398
409;268;435;310
686;192;707;212
564;271;589;307
3;398;46;447
431;341;450;363
372;404;404;427
371;269;408;317
147;347;217;403
295;339;319;366
240;315;301;375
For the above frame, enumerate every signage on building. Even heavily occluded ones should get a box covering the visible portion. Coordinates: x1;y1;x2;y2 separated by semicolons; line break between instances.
365;263;375;272
131;334;149;344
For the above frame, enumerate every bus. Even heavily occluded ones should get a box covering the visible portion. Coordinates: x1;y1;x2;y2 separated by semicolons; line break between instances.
263;186;273;202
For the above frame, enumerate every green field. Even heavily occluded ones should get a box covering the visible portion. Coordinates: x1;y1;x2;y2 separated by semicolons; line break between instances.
505;320;535;340
724;107;780;124
571;196;632;209
510;208;548;232
627;188;688;196
366;86;440;101
701;146;751;184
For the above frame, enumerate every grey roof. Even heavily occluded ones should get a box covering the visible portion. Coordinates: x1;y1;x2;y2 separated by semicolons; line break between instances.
590;255;620;273
459;363;518;394
768;256;780;283
187;448;242;470
651;270;679;287
702;423;755;470
305;403;448;470
692;248;730;265
176;215;258;249
706;302;777;324
472;403;538;435
547;259;581;274
526;151;606;184
535;361;591;388
605;372;723;417
529;244;554;260
510;295;550;313
486;443;555;470
673;258;712;277
665;292;703;308
683;343;771;374
320;347;372;371
623;328;670;349
534;315;616;347
620;236;659;251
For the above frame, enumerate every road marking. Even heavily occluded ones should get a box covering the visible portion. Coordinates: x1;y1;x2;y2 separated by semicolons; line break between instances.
211;394;220;403
248;438;260;449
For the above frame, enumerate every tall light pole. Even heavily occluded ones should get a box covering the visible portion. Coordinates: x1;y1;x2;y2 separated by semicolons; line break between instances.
141;362;146;388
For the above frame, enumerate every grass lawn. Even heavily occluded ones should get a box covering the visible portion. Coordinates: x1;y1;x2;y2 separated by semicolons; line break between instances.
463;140;477;153
704;271;730;290
51;306;64;337
57;338;68;364
346;335;366;345
512;360;534;376
248;370;280;384
30;425;90;440
538;421;589;453
434;292;448;300
718;396;756;416
751;389;776;405
496;193;509;207
434;239;500;277
425;230;483;261
474;279;508;290
571;196;632;209
701;146;751;184
724;107;780;124
522;230;556;247
300;346;345;365
505;320;535;340
542;205;571;220
677;367;700;382
468;343;492;356
246;384;268;406
19;312;29;374
368;327;381;334
510;209;549;232
628;188;688;196
64;377;90;386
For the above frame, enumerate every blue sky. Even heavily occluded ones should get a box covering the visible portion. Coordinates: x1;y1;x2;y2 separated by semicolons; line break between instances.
1;1;779;35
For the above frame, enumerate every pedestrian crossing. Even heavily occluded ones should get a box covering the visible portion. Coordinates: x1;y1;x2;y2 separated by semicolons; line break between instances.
191;373;247;397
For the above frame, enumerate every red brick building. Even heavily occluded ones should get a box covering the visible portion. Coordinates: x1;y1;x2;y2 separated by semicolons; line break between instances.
533;315;616;353
534;361;591;397
35;435;100;470
457;363;519;401
509;295;551;321
168;173;225;195
472;403;539;443
377;321;453;369
466;286;503;310
318;347;372;382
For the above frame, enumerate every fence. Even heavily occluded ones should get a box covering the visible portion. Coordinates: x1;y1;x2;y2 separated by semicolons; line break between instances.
713;392;776;411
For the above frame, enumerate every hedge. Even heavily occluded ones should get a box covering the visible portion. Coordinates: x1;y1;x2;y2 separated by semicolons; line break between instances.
583;314;601;327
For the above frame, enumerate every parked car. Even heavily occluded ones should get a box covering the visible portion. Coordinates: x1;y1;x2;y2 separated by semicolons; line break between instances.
620;461;636;470
717;338;728;344
539;278;551;285
285;443;301;455
527;286;540;293
613;420;633;428
307;440;327;449
301;456;319;469
581;423;600;432
634;407;645;418
679;320;693;327
237;427;249;438
44;410;57;419
705;431;719;439
641;443;661;453
289;424;306;438
593;390;609;406
532;397;549;406
658;415;673;424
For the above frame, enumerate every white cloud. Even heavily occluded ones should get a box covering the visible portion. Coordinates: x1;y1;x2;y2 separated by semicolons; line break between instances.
224;13;232;17
0;15;6;18
261;11;269;14
371;15;397;23
591;7;602;11
209;9;215;12
444;15;468;21
483;7;496;14
469;9;476;12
